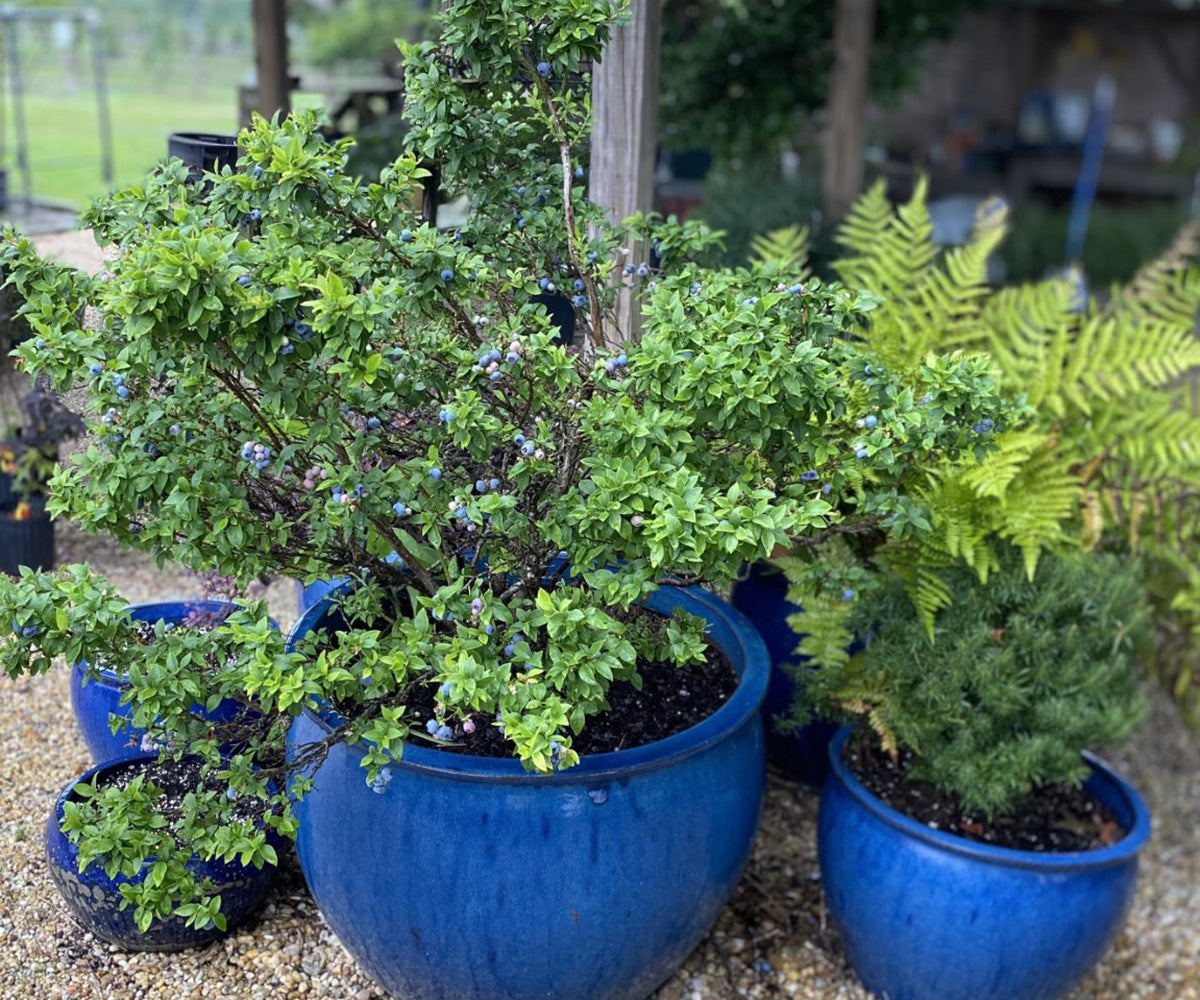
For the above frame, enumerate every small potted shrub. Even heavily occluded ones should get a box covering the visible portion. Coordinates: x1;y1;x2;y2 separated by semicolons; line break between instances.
812;546;1151;1000
7;567;285;949
0;1;1011;995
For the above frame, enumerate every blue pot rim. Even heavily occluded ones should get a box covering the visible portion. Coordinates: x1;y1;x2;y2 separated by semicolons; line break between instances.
827;726;1151;870
288;582;770;783
80;599;278;687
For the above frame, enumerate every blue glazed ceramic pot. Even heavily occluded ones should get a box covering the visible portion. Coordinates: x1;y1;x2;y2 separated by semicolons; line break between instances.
286;584;769;1000
730;562;839;786
70;600;269;763
45;753;283;951
818;727;1151;1000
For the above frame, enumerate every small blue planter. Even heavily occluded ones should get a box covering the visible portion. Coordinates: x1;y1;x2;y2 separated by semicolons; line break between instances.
818;727;1150;1000
70;600;269;763
730;562;840;786
45;753;283;951
286;584;769;1000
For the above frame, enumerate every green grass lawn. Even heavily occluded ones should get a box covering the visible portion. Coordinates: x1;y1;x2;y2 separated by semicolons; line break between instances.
8;92;238;209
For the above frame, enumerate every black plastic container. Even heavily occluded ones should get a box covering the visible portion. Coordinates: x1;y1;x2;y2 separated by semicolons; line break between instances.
167;132;239;183
0;503;54;575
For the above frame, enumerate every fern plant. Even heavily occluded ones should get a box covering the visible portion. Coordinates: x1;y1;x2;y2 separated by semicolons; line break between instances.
755;180;1200;745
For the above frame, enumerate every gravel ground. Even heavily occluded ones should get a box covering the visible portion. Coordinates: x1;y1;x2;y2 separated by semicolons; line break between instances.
2;229;1198;999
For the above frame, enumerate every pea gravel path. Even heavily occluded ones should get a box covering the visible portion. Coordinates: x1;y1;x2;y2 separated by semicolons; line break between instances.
3;230;1198;999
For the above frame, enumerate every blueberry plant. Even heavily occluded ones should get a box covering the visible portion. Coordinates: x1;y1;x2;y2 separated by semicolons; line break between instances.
0;0;1011;930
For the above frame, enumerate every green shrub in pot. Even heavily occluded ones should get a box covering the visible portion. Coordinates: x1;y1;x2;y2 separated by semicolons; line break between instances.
0;0;1013;937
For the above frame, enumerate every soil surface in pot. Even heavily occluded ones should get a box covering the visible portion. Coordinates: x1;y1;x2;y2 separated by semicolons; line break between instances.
79;756;264;831
404;638;738;758
844;736;1125;852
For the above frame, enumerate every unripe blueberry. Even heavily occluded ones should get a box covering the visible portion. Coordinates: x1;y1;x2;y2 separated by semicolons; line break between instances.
463;719;476;734
630;515;644;527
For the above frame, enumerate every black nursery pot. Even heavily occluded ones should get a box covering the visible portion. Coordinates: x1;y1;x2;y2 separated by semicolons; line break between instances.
0;504;54;575
167;132;239;183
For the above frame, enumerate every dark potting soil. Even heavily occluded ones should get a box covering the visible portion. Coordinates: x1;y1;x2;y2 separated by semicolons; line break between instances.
403;638;739;759
844;736;1126;852
79;756;263;831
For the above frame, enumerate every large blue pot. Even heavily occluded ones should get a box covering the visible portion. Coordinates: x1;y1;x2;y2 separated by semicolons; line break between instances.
286;584;769;1000
70;599;269;763
730;562;839;786
45;753;283;951
818;727;1150;1000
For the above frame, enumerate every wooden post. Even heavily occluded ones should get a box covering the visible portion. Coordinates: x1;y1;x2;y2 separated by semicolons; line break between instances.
589;0;661;344
822;0;875;222
252;0;290;120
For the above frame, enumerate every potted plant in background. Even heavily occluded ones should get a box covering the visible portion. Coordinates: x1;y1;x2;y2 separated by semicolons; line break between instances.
0;1;1011;995
811;545;1151;1000
0;380;84;574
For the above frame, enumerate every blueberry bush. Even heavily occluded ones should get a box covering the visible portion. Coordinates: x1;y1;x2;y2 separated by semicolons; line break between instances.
0;0;1012;929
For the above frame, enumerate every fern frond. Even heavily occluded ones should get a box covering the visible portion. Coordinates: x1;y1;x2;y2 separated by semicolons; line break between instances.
750;225;810;279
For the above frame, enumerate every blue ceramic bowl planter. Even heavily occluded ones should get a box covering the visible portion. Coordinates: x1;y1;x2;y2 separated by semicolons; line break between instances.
70;599;270;764
730;562;839;786
45;753;284;951
818;727;1151;1000
285;584;770;1000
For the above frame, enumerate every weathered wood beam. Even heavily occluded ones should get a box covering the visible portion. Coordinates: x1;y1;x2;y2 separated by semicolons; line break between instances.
822;0;876;222
252;0;290;120
589;0;661;344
